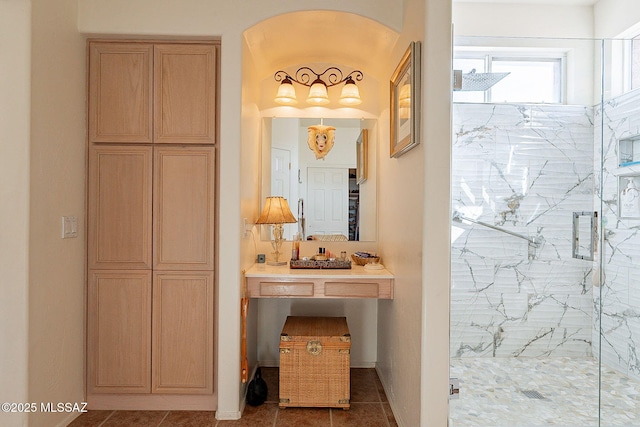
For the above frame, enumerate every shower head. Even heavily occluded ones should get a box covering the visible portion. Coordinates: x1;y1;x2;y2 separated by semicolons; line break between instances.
453;69;510;92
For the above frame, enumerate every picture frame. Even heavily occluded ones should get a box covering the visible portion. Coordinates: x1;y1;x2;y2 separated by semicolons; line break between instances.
356;129;368;184
390;41;421;158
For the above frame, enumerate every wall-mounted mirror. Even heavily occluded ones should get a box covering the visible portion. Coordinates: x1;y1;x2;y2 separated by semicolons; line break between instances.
261;117;377;242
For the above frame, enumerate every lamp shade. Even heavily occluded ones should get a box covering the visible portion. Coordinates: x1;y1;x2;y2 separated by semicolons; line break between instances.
255;197;297;225
274;77;297;105
338;77;362;106
306;78;330;105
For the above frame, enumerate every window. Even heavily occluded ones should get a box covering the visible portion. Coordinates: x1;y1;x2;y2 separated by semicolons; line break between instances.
631;37;640;91
454;52;564;104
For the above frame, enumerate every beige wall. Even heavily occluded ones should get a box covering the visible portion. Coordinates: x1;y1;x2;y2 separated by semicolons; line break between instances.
420;1;453;424
28;0;87;425
0;1;31;426
77;0;404;36
239;38;262;415
376;40;425;427
375;0;452;424
0;1;87;426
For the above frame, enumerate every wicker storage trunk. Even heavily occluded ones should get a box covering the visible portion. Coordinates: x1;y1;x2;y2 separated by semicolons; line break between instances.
279;316;351;409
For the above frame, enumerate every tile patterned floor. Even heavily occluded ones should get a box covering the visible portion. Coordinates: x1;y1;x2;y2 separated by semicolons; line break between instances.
68;368;397;427
450;357;640;427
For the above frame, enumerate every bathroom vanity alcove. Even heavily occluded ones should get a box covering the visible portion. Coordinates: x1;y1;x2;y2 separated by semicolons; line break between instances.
252;112;391;367
245;263;394;299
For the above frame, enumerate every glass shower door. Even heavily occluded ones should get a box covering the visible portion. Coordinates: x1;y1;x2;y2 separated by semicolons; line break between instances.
596;38;640;427
450;36;603;427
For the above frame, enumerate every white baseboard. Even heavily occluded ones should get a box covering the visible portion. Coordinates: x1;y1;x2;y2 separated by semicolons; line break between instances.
58;412;80;427
215;410;242;420
375;364;405;427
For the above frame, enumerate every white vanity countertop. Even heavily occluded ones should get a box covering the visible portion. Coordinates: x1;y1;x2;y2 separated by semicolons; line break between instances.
245;263;394;280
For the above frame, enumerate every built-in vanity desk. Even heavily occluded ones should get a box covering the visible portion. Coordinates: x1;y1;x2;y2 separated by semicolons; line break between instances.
245;263;394;299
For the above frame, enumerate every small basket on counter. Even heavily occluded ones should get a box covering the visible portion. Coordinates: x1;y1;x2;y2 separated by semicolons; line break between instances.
351;252;381;266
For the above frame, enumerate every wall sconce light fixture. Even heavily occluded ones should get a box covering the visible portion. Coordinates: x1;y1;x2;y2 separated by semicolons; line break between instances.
274;67;363;106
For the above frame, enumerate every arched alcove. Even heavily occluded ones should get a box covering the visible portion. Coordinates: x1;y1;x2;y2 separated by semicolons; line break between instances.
243;10;399;115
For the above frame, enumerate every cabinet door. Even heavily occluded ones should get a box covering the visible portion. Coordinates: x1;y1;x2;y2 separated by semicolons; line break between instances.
153;146;215;270
154;44;217;144
88;145;153;270
152;271;214;394
89;42;153;143
88;270;152;394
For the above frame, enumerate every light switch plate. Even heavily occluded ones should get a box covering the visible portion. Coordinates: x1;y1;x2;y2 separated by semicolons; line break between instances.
243;218;249;238
62;216;78;239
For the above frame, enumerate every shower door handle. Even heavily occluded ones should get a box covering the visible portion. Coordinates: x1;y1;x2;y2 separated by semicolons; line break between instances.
572;211;597;261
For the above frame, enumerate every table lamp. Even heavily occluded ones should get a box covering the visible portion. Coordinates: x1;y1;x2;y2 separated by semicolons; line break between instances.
255;196;297;265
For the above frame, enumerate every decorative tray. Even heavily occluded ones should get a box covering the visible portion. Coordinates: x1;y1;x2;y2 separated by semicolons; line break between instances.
289;259;352;269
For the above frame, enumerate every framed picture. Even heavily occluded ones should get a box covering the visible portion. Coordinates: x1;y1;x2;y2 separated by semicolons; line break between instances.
390;41;421;158
356;129;368;184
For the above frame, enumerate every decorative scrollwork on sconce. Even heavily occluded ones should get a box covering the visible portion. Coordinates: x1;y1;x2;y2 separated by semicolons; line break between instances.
273;66;363;106
275;67;363;88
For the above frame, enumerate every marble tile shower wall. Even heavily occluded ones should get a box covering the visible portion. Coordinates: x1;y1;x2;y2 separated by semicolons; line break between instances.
594;89;640;381
451;103;595;358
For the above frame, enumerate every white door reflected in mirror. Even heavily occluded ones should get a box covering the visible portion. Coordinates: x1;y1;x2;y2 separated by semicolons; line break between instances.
261;117;377;242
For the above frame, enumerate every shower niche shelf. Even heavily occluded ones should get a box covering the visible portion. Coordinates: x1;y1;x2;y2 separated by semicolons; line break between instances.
613;162;640;176
613;163;640;177
615;138;640;219
615;136;640;176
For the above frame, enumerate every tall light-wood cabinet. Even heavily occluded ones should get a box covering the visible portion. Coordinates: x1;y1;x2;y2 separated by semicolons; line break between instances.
88;145;153;270
154;44;216;144
87;40;218;410
89;43;153;144
88;270;152;394
152;271;214;394
153;146;215;271
89;42;216;145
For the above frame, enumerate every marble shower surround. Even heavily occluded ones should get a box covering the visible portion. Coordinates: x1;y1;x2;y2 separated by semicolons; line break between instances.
451;103;595;358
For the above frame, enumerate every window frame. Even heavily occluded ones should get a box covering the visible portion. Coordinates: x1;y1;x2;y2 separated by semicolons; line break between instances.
628;35;640;92
454;50;566;104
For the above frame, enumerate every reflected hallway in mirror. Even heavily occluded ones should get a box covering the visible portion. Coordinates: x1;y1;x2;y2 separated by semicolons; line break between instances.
261;117;377;242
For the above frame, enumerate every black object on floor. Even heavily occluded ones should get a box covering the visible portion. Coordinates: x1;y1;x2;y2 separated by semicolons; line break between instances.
246;367;268;406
